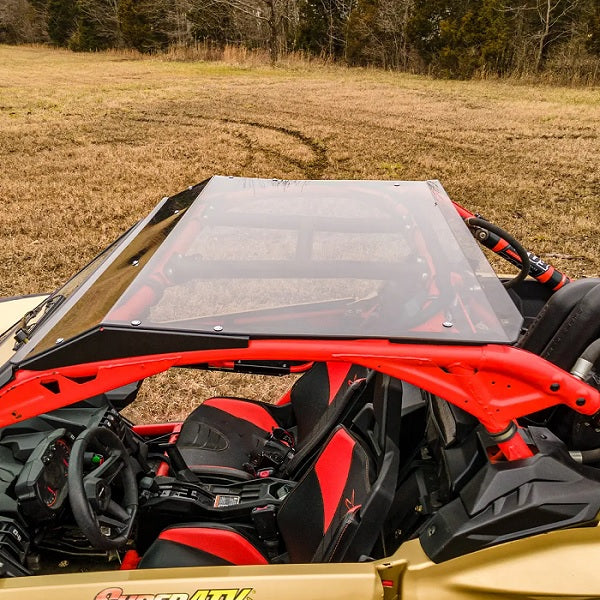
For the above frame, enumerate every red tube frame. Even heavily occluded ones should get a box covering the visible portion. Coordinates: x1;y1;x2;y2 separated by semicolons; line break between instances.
0;339;598;460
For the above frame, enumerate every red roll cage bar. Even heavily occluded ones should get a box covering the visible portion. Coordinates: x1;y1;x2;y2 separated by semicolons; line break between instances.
0;339;598;461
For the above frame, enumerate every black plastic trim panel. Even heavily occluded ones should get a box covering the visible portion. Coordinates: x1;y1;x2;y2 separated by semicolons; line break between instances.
420;427;600;562
18;326;249;370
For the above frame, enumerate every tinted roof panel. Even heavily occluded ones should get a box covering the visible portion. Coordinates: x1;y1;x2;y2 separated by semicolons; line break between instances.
18;177;523;365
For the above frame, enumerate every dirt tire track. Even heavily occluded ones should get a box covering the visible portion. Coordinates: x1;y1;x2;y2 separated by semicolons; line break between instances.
222;118;328;178
125;111;328;178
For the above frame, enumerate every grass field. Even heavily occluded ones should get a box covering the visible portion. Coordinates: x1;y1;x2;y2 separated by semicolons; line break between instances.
1;45;599;422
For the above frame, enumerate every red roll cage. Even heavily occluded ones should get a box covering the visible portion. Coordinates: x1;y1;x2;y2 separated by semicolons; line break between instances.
1;339;598;461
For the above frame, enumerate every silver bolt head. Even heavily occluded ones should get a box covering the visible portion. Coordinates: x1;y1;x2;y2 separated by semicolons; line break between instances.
213;325;224;332
131;259;139;267
131;320;141;327
442;321;454;328
55;337;64;344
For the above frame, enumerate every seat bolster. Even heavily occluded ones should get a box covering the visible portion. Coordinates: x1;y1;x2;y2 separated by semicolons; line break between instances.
518;278;600;355
202;398;279;432
540;284;600;370
139;524;269;568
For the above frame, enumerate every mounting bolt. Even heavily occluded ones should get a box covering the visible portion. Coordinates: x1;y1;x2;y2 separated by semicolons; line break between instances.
131;320;141;327
576;397;586;407
131;259;139;267
213;325;223;332
55;338;64;344
550;383;560;392
427;525;436;537
442;321;453;328
393;182;400;187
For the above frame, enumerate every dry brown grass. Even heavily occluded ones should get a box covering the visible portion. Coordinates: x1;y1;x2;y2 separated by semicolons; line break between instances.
1;45;599;422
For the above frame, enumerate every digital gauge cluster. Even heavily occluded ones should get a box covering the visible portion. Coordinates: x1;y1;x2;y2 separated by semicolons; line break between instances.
15;429;75;521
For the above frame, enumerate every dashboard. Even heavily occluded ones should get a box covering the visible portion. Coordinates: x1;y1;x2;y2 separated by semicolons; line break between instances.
15;430;74;521
0;387;144;577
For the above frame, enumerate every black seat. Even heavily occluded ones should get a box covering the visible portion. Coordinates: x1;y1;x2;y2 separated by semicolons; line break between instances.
175;362;371;481
140;373;402;568
517;278;600;371
516;279;600;438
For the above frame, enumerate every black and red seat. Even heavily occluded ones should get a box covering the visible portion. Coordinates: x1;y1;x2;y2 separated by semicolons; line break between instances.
517;277;600;372
175;362;371;481
515;278;600;437
140;376;401;569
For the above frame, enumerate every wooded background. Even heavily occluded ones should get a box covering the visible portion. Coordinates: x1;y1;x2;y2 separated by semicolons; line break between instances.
1;0;599;81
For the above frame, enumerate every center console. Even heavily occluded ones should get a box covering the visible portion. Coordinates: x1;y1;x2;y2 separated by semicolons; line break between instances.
137;476;295;551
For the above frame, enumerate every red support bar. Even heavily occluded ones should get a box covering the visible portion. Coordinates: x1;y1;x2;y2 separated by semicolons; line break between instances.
497;431;534;460
0;340;597;461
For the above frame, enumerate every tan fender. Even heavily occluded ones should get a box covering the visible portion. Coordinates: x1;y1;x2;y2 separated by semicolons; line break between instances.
0;295;48;334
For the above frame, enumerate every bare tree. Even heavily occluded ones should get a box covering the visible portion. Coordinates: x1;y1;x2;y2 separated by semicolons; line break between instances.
165;0;194;45
534;0;581;69
376;0;414;69
208;0;299;62
504;0;582;70
76;0;123;47
0;0;47;43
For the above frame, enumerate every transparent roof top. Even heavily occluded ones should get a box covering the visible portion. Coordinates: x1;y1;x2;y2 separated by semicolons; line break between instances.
19;177;523;362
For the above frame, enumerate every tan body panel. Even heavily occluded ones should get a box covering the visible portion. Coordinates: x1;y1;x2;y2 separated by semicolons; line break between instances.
3;526;600;600
0;295;48;333
0;562;382;600
396;525;600;599
0;294;48;364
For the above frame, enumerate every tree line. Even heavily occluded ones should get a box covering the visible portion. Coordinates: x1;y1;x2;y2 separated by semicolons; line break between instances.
2;0;599;80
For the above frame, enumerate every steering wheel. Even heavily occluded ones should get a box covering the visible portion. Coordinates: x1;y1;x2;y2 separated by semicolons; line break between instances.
68;427;138;550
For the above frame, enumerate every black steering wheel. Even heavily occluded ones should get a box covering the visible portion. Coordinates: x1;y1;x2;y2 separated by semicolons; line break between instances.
68;427;138;550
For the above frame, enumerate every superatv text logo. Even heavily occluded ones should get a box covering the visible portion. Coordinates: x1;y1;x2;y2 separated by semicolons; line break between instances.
95;588;253;600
